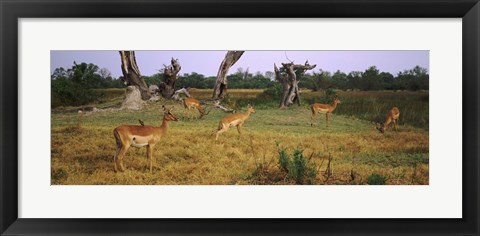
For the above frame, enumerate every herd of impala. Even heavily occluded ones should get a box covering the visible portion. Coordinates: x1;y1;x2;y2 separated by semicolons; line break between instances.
113;96;400;172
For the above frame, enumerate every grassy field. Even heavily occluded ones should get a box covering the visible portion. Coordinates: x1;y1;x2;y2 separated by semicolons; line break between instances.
51;89;429;185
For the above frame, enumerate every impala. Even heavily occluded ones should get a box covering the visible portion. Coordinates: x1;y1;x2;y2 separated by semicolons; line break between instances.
183;97;205;119
376;107;400;133
310;97;341;127
113;105;178;172
215;104;256;140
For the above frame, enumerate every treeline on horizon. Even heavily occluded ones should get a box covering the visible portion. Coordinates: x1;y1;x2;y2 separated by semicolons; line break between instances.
51;62;428;107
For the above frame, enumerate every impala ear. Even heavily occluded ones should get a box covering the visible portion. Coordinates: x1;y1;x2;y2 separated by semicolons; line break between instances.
169;106;174;112
162;105;166;112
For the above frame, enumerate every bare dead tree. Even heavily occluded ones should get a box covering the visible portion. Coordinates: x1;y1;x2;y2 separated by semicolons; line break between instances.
171;88;191;101
119;51;151;100
159;58;182;99
212;51;244;100
274;60;316;108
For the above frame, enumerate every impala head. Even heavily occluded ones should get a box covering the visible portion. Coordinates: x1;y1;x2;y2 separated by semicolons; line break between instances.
375;122;385;133
198;107;206;118
247;104;256;114
333;96;341;104
162;105;178;121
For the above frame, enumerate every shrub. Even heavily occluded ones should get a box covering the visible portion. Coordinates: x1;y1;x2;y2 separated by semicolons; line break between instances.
367;173;388;185
276;143;317;184
325;88;337;98
277;144;290;172
257;83;283;100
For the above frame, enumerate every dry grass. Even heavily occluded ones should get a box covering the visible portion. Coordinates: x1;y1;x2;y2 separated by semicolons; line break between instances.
51;91;429;185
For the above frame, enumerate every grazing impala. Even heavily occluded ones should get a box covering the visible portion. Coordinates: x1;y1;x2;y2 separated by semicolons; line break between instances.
376;107;400;133
113;105;178;173
310;97;341;127
215;104;256;140
183;97;205;119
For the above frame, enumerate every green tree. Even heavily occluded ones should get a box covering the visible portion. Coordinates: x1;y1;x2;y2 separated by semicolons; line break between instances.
360;66;382;90
311;69;332;91
331;70;348;90
143;73;162;87
346;71;362;90
396;66;429;91
51;62;103;107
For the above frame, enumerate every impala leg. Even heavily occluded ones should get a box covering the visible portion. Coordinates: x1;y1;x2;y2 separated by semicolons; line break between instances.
146;145;150;160
326;113;330;128
394;119;398;132
384;117;392;132
148;144;154;173
186;108;191;120
310;112;316;127
237;124;243;135
216;126;229;141
116;146;129;172
113;146;121;172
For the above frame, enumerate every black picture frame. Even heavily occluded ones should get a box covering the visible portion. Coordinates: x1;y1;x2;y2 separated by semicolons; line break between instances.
1;0;479;235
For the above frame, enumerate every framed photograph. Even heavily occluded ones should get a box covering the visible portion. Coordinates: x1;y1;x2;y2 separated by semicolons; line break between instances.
1;0;478;235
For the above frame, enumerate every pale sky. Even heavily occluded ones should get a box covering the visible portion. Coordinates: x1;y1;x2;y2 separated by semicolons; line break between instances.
51;50;429;78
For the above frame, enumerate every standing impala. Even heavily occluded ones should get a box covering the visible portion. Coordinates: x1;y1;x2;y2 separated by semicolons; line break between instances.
183;97;205;119
215;104;256;140
376;107;400;133
310;97;341;127
113;105;178;173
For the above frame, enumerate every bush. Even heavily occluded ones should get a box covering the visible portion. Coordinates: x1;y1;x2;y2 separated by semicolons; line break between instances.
367;173;388;185
257;83;283;100
325;88;337;98
276;143;317;184
278;145;290;172
52;78;100;107
51;62;110;107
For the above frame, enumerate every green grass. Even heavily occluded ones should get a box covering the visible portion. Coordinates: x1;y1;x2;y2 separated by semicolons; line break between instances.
186;89;429;129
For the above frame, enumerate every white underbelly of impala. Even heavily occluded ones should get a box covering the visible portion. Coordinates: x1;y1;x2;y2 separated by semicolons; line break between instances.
132;141;148;148
131;137;149;148
229;120;241;126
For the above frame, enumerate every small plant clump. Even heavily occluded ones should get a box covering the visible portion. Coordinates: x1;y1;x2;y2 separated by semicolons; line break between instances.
276;142;317;184
52;168;68;181
366;173;388;185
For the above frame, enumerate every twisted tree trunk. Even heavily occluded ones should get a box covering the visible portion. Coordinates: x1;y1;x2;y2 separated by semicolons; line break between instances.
275;61;316;108
119;51;151;100
159;58;182;99
212;51;244;100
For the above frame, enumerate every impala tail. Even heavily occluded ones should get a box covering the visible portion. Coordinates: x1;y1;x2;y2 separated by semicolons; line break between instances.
113;129;122;148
